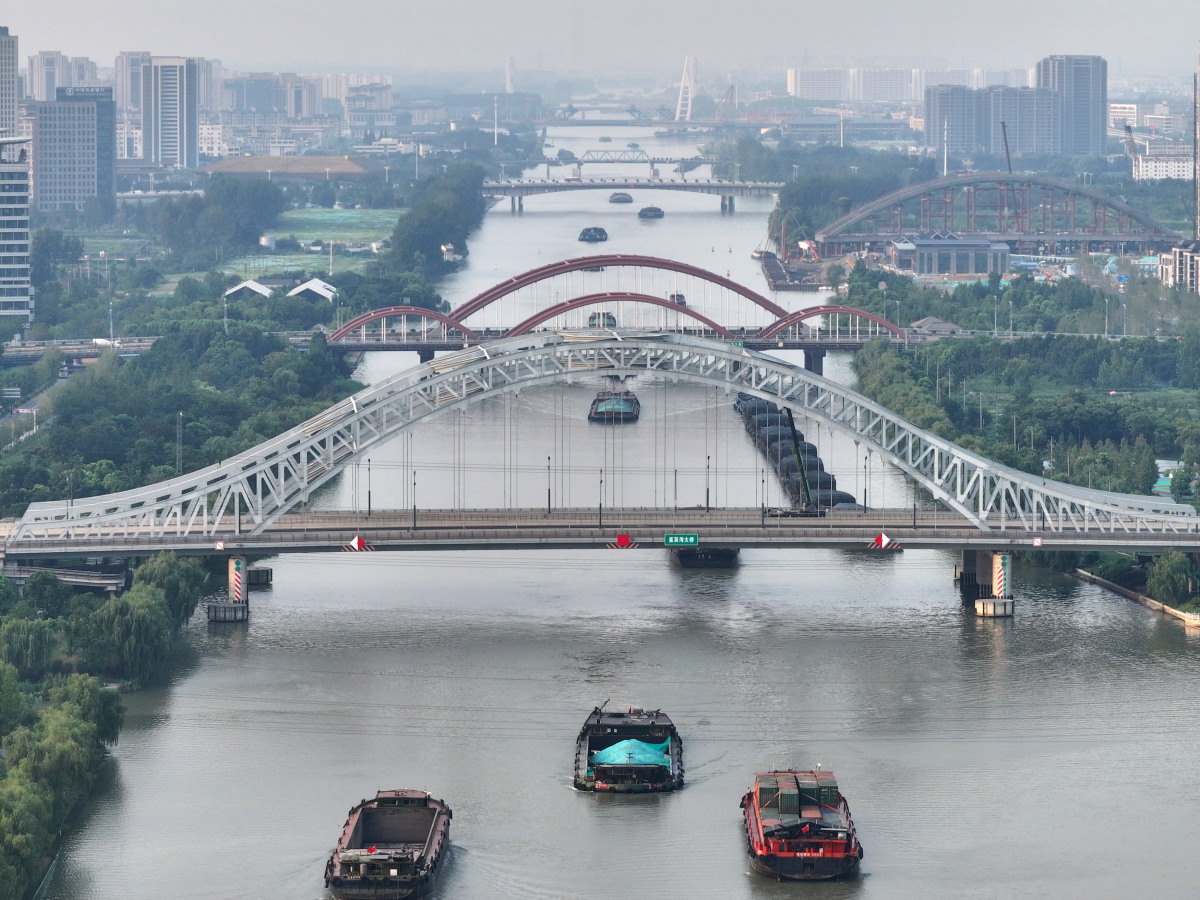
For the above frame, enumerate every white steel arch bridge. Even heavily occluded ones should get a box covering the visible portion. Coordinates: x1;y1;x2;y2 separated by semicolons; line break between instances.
9;332;1198;549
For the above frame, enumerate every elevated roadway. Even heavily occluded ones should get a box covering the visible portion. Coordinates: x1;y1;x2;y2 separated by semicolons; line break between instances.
10;507;1200;562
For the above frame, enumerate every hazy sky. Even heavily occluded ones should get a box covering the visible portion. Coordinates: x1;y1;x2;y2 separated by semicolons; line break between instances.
7;1;1199;85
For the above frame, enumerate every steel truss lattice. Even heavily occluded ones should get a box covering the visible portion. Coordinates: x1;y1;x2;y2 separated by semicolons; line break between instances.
12;334;1198;543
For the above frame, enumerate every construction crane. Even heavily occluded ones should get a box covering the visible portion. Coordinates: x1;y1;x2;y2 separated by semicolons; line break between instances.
1000;120;1012;174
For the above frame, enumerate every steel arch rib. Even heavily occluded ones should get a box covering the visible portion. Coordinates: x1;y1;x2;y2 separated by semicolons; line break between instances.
447;255;788;322
814;171;1181;240
328;306;479;343
11;333;1198;543
758;305;906;340
506;292;736;338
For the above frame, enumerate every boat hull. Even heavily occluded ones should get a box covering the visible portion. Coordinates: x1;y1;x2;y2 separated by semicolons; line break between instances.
748;852;860;881
329;874;436;900
579;778;682;793
326;791;450;900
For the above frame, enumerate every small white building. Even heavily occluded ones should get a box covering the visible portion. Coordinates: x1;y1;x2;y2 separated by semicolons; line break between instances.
287;278;337;302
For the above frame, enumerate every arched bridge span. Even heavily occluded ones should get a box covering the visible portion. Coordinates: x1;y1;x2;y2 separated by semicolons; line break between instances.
759;305;905;340
815;171;1181;251
329;306;478;344
506;292;736;338
449;255;789;322
12;334;1197;545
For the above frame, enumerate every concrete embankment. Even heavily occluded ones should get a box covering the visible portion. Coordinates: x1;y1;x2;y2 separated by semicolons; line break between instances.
1075;569;1200;628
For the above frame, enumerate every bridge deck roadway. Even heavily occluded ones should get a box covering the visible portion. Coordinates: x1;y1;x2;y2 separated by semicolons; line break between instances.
483;181;783;198
9;508;1200;560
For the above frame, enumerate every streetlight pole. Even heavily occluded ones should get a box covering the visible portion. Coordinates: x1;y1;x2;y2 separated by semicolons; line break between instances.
863;453;869;509
705;455;711;511
1104;296;1109;338
1008;299;1013;338
367;458;371;517
599;468;604;528
546;455;551;516
411;470;417;529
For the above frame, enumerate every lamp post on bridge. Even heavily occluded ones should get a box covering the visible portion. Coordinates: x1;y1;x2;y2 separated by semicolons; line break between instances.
546;455;551;516
705;455;711;511
599;467;604;528
367;458;371;517
412;470;417;530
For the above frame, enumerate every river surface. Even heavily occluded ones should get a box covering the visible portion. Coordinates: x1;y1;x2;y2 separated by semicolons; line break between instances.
38;127;1200;900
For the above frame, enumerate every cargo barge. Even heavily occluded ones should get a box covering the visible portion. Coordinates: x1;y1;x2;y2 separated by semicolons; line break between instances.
588;389;640;423
579;226;608;242
574;704;684;792
741;769;862;881
325;790;452;899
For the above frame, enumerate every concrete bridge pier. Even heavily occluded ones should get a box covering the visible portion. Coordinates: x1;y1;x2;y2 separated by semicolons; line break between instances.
959;549;1014;617
207;557;249;622
417;348;435;363
510;196;523;212
720;195;736;213
803;349;825;376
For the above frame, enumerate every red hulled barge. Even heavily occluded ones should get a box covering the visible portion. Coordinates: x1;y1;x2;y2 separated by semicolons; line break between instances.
325;790;451;899
741;769;862;881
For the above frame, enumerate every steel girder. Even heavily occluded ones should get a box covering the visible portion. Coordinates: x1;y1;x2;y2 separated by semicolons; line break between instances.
12;333;1199;544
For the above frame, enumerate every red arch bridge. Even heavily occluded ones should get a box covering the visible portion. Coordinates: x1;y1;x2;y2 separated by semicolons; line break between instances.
326;255;909;374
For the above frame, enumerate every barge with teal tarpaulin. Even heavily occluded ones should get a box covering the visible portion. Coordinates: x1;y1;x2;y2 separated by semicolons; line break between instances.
574;704;684;792
324;789;452;899
740;769;862;881
588;390;640;423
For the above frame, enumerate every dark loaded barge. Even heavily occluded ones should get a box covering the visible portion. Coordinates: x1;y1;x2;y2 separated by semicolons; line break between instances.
574;705;684;792
325;790;452;899
741;769;862;881
588;389;640;423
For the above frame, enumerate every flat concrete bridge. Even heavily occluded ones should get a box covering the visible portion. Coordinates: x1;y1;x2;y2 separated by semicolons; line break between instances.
484;180;784;211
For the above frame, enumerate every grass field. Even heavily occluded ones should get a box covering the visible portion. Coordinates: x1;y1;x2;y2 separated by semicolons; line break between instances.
272;208;402;243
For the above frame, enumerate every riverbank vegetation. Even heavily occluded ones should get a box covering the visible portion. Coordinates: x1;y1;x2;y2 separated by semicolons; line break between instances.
1;553;207;898
847;263;1200;605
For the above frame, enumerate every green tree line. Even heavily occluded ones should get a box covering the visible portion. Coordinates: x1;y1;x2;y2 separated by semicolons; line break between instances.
1;553;208;898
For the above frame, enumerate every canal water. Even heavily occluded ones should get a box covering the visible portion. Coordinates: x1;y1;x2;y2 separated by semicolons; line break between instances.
37;127;1200;899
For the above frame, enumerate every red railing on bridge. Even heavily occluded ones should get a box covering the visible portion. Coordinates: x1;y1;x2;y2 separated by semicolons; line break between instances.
329;306;480;344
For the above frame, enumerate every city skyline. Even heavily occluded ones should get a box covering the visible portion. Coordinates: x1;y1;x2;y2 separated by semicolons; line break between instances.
3;1;1198;83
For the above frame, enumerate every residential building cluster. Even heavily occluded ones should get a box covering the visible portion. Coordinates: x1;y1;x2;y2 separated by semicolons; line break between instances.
922;55;1108;157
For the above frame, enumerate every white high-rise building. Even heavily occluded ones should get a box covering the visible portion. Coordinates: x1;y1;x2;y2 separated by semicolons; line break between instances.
28;50;70;100
141;56;199;167
0;27;17;136
0;137;32;321
115;51;151;110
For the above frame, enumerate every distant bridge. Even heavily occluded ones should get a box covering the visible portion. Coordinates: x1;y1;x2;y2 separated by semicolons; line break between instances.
327;255;905;369
814;171;1181;255
484;179;783;211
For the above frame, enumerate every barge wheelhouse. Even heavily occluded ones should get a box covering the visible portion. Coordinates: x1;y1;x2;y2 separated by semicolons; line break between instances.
574;705;684;792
